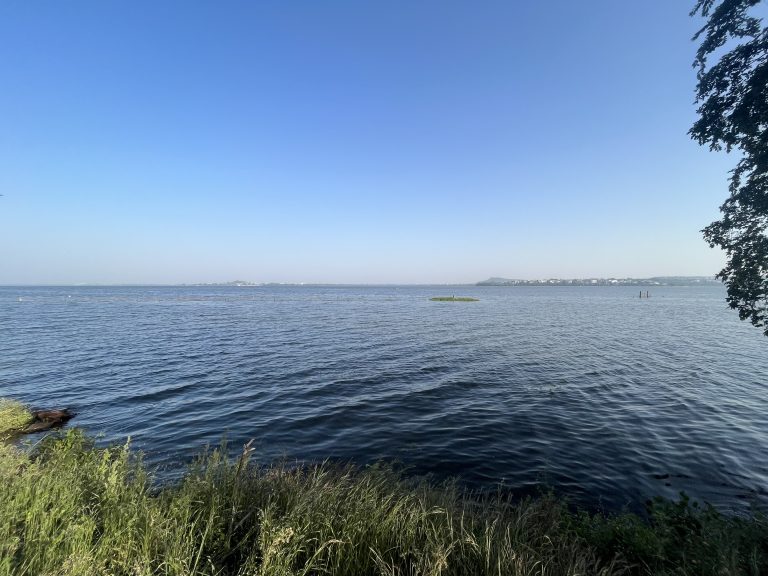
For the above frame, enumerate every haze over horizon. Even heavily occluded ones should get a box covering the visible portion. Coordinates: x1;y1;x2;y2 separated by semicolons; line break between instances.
0;1;732;285
0;274;721;287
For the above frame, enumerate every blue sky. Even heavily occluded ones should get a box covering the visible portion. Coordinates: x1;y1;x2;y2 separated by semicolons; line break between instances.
0;1;742;284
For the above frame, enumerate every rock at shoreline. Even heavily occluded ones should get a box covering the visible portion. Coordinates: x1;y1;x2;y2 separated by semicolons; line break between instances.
20;408;75;434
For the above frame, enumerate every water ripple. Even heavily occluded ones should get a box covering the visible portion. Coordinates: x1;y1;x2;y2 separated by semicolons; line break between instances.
1;284;767;513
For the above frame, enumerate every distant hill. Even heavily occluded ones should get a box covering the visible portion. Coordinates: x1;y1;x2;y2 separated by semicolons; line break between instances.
476;276;720;286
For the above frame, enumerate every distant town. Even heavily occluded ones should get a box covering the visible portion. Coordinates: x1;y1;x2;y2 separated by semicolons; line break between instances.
182;277;722;288
476;276;720;286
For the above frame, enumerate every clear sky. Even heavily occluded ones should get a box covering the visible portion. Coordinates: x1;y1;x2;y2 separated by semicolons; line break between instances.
0;1;744;284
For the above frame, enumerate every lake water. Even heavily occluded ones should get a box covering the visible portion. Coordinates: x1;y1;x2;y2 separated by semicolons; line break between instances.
1;285;767;512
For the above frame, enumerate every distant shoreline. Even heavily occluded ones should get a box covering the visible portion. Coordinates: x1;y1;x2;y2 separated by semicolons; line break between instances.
0;276;721;288
477;276;719;287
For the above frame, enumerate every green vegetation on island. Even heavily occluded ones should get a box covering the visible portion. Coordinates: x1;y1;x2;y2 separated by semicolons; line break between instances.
1;419;766;575
430;296;479;302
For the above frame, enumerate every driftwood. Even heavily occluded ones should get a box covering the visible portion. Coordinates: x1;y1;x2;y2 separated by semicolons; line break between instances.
19;409;75;434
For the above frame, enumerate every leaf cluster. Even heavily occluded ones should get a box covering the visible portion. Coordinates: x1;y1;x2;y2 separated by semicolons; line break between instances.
691;0;768;334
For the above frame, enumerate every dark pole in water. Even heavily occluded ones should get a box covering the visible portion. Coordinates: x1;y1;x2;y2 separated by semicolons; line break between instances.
640;290;642;299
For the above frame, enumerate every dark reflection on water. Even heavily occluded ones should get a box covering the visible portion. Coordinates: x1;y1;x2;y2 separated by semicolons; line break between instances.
1;285;767;512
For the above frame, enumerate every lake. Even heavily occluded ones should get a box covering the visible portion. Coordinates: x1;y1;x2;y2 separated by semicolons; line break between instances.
1;284;766;512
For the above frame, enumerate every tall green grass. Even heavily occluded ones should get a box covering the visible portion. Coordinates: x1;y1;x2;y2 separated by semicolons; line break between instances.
0;428;766;575
0;399;31;440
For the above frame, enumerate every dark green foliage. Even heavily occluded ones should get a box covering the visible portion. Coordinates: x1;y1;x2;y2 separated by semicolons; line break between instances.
574;493;768;575
691;0;768;334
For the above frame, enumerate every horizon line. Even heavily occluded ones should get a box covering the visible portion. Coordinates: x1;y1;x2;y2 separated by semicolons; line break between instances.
0;274;720;288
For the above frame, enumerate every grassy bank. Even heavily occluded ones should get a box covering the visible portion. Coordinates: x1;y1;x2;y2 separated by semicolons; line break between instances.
0;399;32;441
1;429;766;575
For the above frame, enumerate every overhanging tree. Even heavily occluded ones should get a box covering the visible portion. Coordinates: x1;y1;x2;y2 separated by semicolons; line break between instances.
691;0;768;335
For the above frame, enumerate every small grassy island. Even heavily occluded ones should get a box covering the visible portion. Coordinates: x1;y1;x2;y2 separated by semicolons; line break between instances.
429;296;479;302
1;398;767;575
